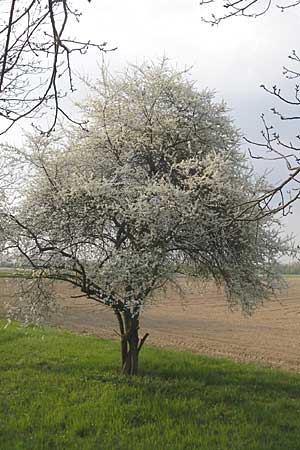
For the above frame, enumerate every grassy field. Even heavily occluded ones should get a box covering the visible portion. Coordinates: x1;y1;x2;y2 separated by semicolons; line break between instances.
1;321;300;450
283;273;300;278
0;269;31;279
1;268;300;279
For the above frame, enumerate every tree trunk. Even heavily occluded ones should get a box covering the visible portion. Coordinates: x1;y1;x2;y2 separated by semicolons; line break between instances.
114;309;149;375
122;313;139;375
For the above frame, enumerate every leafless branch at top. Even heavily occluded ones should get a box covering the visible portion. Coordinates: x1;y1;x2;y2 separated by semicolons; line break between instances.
0;0;116;136
199;0;298;25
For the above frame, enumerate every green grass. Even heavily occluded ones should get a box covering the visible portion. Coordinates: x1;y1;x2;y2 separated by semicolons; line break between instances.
0;269;31;279
1;321;300;450
283;273;300;278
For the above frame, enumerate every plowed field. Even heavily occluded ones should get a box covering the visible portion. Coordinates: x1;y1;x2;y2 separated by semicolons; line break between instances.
1;276;300;371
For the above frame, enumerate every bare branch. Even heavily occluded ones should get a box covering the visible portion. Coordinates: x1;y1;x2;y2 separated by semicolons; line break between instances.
0;1;115;135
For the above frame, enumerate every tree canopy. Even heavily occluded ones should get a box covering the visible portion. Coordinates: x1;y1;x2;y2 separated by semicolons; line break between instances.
1;61;289;374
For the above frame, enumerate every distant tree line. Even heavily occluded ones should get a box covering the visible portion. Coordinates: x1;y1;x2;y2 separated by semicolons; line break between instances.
277;262;300;275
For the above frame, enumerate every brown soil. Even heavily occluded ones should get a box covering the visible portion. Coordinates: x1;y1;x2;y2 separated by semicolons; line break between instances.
1;276;300;371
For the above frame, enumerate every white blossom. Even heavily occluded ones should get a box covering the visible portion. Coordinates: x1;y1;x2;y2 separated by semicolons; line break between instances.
2;60;289;322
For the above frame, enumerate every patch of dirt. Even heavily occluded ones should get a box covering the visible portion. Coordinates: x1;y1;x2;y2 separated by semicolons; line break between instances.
1;277;300;371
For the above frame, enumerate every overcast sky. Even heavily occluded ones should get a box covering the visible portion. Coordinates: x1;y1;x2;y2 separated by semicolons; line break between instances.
72;0;299;244
3;0;300;246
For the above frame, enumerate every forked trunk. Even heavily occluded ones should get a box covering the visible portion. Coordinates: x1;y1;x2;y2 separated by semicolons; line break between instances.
114;309;149;375
122;322;139;375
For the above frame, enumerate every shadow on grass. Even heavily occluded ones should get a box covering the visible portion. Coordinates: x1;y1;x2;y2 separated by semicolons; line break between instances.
6;344;299;405
0;333;25;346
138;350;300;401
2;323;300;405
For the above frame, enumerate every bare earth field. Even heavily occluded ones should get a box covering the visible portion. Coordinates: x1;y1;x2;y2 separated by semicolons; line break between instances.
1;276;300;371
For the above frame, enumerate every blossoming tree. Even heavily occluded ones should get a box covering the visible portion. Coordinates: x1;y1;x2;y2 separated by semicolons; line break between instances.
2;61;288;374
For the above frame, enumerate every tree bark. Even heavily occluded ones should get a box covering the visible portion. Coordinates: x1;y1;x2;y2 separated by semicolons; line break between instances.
113;309;128;369
122;312;138;375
